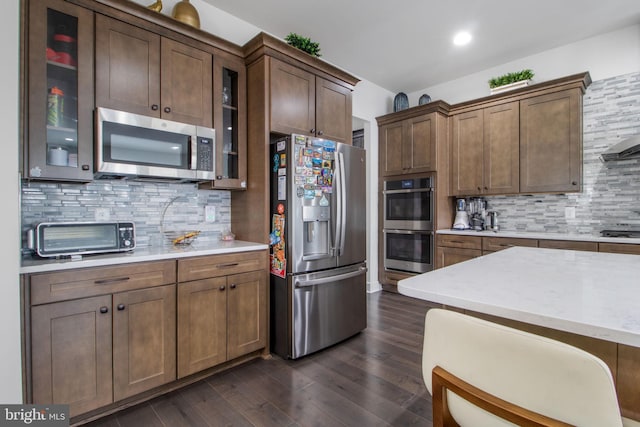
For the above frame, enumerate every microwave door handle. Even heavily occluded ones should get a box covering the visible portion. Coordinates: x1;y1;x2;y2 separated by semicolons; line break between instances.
190;135;198;170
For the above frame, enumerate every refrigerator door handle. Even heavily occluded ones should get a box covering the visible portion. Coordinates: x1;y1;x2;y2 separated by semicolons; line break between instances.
337;151;347;256
333;152;343;256
294;266;367;288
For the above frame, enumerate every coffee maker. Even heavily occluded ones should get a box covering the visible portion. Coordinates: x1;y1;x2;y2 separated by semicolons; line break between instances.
453;198;471;229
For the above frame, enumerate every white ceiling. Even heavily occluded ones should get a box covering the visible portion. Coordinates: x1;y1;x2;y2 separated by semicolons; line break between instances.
201;0;640;93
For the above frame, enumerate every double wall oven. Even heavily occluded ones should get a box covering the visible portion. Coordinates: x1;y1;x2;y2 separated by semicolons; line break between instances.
383;175;434;274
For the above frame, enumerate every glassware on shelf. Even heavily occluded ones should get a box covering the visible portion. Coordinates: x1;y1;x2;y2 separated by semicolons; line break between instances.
222;86;231;105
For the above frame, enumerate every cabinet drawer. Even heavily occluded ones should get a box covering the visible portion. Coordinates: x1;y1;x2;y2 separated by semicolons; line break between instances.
29;260;176;305
598;243;640;255
178;250;268;282
538;239;598;252
436;234;482;250
482;237;538;252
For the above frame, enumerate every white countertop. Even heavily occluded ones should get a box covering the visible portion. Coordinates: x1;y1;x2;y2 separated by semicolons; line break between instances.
398;246;640;347
20;240;268;274
437;229;640;245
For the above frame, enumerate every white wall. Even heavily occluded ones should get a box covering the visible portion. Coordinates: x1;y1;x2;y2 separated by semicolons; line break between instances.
3;0;24;403
408;24;640;105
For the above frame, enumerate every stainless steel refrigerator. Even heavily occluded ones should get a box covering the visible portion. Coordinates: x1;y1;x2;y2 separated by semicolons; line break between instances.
269;134;367;359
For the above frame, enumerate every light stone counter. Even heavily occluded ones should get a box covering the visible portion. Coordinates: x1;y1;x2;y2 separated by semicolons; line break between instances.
398;246;640;347
437;228;640;245
20;240;268;274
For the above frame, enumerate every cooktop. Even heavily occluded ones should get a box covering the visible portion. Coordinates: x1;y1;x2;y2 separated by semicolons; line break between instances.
600;229;640;238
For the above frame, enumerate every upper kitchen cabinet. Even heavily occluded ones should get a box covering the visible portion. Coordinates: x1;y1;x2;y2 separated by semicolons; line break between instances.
234;32;359;245
450;72;591;196
25;0;94;182
377;102;450;177
205;55;247;189
95;14;213;128
270;57;353;143
520;88;583;193
451;101;519;196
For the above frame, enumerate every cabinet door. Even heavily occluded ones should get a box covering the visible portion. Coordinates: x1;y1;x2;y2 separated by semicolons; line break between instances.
451;110;484;196
160;38;212;127
270;58;315;136
315;77;352;143
520;89;582;193
113;284;176;401
26;0;94;181
95;15;161;117
31;296;113;417
483;102;519;194
227;271;267;360
177;277;227;378
406;113;436;173
379;121;404;176
209;55;247;188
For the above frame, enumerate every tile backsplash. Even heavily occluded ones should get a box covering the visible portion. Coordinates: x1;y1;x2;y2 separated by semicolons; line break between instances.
21;180;231;250
484;71;640;235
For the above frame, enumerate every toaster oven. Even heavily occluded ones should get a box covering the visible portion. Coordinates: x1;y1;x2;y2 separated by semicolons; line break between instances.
27;221;135;258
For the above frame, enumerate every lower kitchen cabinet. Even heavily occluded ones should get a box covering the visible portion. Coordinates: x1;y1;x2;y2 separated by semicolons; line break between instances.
538;239;598;252
435;234;482;268
27;260;177;418
177;251;268;378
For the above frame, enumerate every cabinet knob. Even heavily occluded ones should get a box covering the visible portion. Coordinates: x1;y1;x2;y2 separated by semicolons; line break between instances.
100;306;109;314
219;285;226;291
477;187;482;191
484;186;488;190
82;165;90;171
230;284;236;289
310;128;316;134
117;303;125;311
317;130;324;136
164;107;171;113
151;104;159;111
572;181;578;186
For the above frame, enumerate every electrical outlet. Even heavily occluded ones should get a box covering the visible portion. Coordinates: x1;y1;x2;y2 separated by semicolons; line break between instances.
564;206;576;220
205;205;216;222
95;207;110;221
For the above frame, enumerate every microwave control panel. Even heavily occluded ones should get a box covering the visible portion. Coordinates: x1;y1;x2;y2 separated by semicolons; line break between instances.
197;136;214;172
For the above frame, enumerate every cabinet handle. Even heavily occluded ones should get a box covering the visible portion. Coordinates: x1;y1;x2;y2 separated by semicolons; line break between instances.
151;104;159;111
572;181;578;186
81;165;90;171
310;128;316;134
94;277;130;285
230;284;236;289
317;130;324;136
484;186;488;190
219;285;226;291
477;187;481;191
117;303;125;311
164;107;171;113
100;306;109;314
217;262;239;268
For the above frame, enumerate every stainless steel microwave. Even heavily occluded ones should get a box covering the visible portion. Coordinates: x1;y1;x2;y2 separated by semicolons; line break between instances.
27;221;135;258
95;107;215;181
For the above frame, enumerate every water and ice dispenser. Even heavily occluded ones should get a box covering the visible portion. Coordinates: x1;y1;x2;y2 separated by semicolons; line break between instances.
302;204;331;258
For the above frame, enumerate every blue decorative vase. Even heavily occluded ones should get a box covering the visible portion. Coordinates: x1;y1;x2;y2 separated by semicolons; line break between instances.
418;94;432;105
393;92;409;112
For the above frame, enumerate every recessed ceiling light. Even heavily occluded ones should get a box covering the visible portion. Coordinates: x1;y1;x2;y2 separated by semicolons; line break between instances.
453;31;472;46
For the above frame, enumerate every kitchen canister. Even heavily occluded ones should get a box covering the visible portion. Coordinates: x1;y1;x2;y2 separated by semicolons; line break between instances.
47;86;64;127
393;92;409;112
48;147;69;166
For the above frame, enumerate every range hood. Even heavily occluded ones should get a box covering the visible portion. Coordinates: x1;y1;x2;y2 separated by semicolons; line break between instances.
600;136;640;161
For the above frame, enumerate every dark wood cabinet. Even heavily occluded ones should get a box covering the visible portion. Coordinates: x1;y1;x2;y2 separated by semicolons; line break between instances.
520;88;582;193
112;284;176;401
27;260;176;417
31;295;113;417
538;239;598;252
26;0;94;181
95;15;212;127
435;234;482;268
451;101;519;196
177;251;268;378
379;112;437;176
270;57;352;143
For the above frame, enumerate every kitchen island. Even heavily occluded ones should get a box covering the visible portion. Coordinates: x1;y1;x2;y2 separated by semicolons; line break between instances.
398;246;640;420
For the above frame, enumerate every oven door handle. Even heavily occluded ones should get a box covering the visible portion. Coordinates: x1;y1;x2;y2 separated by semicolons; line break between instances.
383;229;434;235
383;188;434;194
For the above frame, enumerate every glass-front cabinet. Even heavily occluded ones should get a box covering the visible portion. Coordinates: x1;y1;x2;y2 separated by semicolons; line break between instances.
207;56;246;190
26;0;94;181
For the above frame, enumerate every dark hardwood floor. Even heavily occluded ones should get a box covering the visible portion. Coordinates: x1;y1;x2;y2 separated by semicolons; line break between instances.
84;291;439;427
